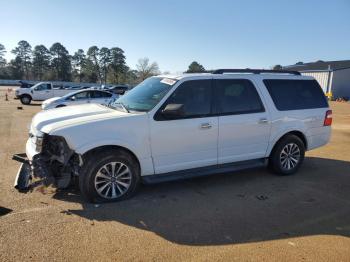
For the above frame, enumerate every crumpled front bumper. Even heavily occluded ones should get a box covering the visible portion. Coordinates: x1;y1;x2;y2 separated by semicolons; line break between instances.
12;152;55;191
13;137;75;192
12;153;32;191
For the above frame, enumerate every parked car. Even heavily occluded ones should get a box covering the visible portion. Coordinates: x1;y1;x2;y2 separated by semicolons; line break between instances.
15;82;83;105
13;69;332;203
41;89;117;110
107;85;129;95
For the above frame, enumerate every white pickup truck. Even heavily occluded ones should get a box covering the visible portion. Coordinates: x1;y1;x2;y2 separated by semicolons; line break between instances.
15;82;80;105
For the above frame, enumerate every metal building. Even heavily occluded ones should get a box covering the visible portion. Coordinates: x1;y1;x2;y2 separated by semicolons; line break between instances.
284;60;350;99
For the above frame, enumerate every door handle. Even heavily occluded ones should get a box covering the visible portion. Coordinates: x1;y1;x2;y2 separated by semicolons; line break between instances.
258;118;269;124
200;123;212;129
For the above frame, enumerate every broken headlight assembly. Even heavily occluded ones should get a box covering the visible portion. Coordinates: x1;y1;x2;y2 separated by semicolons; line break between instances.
30;131;44;152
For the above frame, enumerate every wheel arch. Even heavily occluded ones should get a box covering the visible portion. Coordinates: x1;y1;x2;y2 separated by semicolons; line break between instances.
268;130;308;156
82;145;141;172
20;93;32;99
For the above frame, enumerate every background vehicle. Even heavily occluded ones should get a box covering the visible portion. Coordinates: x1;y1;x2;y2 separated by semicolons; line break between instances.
14;69;331;203
41;89;117;110
107;85;129;95
16;82;84;105
18;80;34;89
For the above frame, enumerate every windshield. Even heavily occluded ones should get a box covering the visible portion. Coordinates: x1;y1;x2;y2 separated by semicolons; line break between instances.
111;77;177;112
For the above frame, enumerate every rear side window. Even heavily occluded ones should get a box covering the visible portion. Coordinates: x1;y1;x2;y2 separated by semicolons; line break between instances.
215;79;265;115
264;79;328;111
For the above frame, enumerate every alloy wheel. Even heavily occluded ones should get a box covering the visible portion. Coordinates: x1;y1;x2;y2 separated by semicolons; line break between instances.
94;162;132;199
279;143;301;170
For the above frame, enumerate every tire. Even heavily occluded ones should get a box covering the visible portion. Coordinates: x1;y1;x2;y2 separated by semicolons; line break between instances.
269;135;305;175
79;149;140;203
55;104;66;108
20;95;32;105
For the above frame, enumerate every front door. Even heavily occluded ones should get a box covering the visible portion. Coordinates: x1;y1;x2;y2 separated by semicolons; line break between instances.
33;83;52;100
215;79;271;164
150;79;218;174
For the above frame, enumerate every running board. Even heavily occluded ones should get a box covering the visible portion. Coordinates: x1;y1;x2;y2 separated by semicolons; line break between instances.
142;158;267;184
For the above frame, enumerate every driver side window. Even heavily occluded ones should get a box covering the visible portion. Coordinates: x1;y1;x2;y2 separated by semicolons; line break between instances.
157;79;212;120
35;84;51;91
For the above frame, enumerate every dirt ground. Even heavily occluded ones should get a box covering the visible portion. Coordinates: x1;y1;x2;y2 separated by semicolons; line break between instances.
0;86;349;261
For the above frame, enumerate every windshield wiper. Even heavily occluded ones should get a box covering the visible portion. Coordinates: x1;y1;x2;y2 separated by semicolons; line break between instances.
114;102;130;113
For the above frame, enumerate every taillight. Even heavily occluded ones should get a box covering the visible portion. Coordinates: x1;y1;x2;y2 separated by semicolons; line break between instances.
324;110;332;126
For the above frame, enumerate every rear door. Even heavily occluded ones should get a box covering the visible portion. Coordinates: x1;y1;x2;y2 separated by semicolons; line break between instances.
215;78;271;164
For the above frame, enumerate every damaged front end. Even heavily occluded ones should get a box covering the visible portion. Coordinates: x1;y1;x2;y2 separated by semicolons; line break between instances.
13;134;82;192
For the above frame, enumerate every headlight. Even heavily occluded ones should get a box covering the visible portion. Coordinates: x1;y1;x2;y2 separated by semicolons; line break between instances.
30;131;44;152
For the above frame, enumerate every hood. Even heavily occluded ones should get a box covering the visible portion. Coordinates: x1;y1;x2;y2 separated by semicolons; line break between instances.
31;104;127;134
42;97;62;105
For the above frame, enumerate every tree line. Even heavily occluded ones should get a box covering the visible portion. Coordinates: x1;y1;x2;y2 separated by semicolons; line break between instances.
0;41;161;85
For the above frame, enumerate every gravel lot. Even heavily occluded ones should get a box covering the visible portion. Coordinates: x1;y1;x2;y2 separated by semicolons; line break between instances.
0;87;350;261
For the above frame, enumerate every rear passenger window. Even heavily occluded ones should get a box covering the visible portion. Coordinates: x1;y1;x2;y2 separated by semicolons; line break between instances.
263;80;328;111
215;79;264;115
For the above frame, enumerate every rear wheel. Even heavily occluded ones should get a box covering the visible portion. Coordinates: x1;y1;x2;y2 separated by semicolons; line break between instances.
269;135;305;175
79;149;140;203
20;95;32;105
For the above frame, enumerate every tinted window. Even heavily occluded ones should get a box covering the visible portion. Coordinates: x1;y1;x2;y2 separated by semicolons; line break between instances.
264;80;328;111
92;91;112;98
162;80;212;118
215;79;264;115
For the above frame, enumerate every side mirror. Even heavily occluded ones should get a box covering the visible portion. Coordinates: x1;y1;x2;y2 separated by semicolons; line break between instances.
70;96;76;101
161;104;185;119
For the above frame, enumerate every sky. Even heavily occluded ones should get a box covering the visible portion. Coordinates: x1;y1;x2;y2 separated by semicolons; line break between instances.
1;0;349;73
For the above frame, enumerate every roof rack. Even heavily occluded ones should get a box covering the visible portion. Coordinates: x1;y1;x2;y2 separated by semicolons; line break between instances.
212;69;301;75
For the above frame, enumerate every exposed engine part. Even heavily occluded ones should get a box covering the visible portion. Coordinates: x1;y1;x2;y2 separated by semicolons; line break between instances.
13;135;82;191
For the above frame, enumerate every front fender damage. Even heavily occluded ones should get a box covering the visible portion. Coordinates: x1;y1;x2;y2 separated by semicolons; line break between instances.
13;135;82;192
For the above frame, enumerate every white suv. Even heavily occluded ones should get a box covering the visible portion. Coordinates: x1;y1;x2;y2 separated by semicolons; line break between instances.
13;69;332;202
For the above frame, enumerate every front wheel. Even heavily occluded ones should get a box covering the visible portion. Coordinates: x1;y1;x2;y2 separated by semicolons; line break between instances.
20;95;32;105
269;135;305;175
79;149;140;202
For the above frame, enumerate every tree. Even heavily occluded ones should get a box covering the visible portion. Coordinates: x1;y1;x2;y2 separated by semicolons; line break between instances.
0;43;6;67
186;61;205;73
12;40;32;79
136;57;159;81
8;57;23;79
72;49;86;82
109;47;127;84
87;46;101;83
50;42;71;81
99;47;111;84
32;45;50;80
272;64;282;70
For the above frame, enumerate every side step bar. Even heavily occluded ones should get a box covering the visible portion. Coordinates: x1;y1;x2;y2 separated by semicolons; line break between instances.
142;158;267;184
